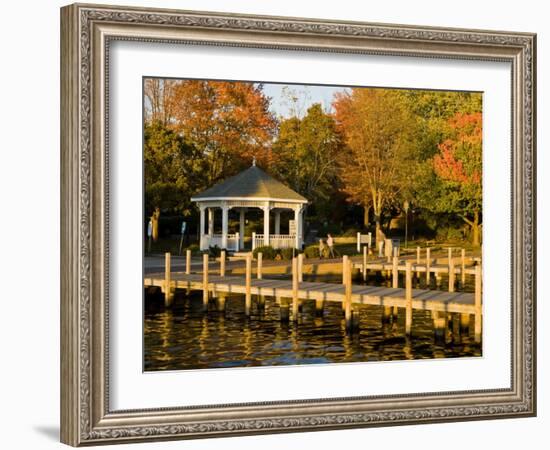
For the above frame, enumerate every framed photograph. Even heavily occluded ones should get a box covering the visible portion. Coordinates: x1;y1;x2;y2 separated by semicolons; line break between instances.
60;3;536;446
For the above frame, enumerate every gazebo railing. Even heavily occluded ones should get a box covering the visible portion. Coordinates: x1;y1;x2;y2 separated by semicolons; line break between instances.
252;233;296;250
200;233;240;252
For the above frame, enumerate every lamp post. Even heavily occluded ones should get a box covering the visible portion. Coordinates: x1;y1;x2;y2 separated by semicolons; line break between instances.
403;200;410;248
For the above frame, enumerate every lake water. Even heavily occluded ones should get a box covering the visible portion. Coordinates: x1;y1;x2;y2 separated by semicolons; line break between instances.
144;273;481;371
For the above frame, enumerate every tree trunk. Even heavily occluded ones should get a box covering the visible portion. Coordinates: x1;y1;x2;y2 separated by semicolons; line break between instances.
472;210;481;247
371;191;383;239
363;205;370;228
374;213;382;238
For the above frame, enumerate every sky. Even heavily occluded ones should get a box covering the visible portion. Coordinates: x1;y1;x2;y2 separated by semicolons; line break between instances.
260;83;349;119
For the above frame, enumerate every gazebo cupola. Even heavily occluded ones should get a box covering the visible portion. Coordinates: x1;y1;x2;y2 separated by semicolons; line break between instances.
191;161;308;252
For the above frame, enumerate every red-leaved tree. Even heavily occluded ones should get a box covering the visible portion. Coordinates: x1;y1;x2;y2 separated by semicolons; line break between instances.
432;112;482;246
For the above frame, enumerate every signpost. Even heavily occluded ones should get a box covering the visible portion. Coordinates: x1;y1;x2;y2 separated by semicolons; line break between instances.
404;200;410;248
147;220;152;253
356;232;372;253
289;219;297;257
179;221;187;256
289;219;296;236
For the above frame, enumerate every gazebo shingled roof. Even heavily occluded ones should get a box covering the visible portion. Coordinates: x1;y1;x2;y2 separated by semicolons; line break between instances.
191;165;307;202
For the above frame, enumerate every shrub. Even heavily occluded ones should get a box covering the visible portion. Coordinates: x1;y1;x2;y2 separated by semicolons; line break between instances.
280;247;297;260
208;245;222;257
253;246;277;260
187;244;200;255
436;226;464;242
303;244;320;259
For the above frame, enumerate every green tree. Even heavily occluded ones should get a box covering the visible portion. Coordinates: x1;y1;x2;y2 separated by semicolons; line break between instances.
271;104;342;221
144;121;207;216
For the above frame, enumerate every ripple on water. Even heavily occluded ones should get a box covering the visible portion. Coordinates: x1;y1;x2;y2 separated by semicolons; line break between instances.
144;290;481;371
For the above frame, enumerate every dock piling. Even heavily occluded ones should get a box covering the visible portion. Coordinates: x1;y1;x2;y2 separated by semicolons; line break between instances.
405;261;413;336
448;258;455;293
216;294;226;312
461;248;466;285
315;298;324;316
452;314;461;343
257;252;263;280
416;246;421;277
382;306;392;323
342;255;349;312
474;264;482;343
298;253;304;282
202;253;209;311
292;257;299;321
426;247;431;285
258;294;266;310
434;315;447;343
362;246;368;281
392;256;399;318
185;249;191;275
245;254;252;316
392;255;399;289
220;250;226;277
341;256;346;284
164;252;174;307
344;257;352;331
460;313;470;333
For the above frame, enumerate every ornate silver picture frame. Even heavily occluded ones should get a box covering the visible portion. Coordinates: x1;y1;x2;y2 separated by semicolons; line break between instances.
60;3;536;446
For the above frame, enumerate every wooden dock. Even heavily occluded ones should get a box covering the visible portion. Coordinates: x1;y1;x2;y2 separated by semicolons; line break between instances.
144;250;482;342
144;272;478;315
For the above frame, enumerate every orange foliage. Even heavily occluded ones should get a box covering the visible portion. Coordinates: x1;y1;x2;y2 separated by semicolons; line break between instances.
433;112;482;186
171;80;277;179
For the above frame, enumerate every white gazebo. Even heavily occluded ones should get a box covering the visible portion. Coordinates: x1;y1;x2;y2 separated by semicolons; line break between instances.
191;162;308;252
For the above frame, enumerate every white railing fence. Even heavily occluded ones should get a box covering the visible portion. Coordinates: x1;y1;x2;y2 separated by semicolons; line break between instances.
200;232;240;251
252;233;296;250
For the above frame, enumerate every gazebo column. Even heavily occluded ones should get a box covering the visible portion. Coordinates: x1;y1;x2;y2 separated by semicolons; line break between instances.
208;208;214;236
221;202;229;249
199;205;206;250
274;210;281;235
239;208;245;249
263;202;270;246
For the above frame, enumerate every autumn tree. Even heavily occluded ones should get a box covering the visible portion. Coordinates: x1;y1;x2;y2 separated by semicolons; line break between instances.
170;80;277;185
430;112;482;246
398;90;482;160
271;103;342;221
396;90;482;239
334;88;419;234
